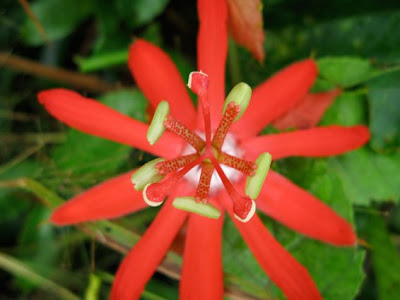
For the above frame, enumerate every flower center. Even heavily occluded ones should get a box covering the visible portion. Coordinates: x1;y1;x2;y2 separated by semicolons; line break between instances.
131;71;272;222
183;133;243;193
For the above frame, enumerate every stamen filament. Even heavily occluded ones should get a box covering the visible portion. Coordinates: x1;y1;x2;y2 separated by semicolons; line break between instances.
164;115;205;151
218;152;256;176
195;162;214;203
212;102;240;150
155;153;199;175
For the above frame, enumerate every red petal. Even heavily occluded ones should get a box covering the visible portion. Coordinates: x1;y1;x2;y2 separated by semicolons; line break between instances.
197;0;228;128
233;59;318;138
111;196;188;299
273;89;341;130
227;0;265;62
242;125;370;160
51;172;146;225
38;89;182;159
220;192;322;300
128;39;196;127
180;214;224;299
257;171;357;246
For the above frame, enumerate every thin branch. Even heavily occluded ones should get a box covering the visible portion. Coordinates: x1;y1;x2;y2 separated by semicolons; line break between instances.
0;52;119;93
0;132;66;144
0;109;37;122
0;143;43;175
17;0;51;45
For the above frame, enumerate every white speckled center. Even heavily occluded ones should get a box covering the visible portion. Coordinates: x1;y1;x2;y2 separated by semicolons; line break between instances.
182;133;244;194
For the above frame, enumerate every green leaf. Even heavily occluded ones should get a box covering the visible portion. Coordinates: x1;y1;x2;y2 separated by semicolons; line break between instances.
367;70;400;152
75;50;129;73
144;279;178;300
357;213;400;300
17;206;58;280
92;1;131;53
265;11;400;69
51;89;147;183
0;161;40;231
116;0;170;29
320;91;367;126
222;218;271;298
20;0;95;46
328;149;400;205
317;87;400;205
317;56;371;88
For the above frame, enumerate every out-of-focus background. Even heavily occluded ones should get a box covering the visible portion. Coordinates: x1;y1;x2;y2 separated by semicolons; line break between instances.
1;0;400;299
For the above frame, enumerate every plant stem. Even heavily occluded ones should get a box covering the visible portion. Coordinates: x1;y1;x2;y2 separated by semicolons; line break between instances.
0;252;80;300
0;52;119;93
17;0;51;45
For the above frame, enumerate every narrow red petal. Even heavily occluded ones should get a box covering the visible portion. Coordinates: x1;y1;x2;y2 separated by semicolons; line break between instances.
38;89;182;159
180;214;224;299
111;195;188;299
128;39;196;127
272;89;341;130
257;171;357;246
197;0;228;129
219;191;322;300
51;172;146;225
242;125;370;160
234;215;322;299
233;59;318;138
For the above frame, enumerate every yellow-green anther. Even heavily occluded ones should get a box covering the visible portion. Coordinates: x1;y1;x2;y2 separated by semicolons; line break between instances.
131;158;165;191
223;82;252;121
147;101;170;145
173;197;221;219
245;152;272;200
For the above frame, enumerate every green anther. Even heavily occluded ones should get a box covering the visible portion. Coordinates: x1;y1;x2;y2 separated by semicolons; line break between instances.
173;197;221;219
131;158;165;191
223;82;252;121
245;152;272;200
147;101;170;145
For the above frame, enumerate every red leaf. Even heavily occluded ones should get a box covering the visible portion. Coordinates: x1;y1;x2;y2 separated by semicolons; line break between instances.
227;0;265;62
272;89;342;130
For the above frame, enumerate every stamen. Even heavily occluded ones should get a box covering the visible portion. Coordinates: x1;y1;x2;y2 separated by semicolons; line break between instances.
155;153;199;175
143;155;203;206
210;156;256;222
131;158;165;191
245;152;272;200
218;152;256;176
195;162;214;203
164;115;205;152
212;102;240;150
147;101;170;145
222;82;252;121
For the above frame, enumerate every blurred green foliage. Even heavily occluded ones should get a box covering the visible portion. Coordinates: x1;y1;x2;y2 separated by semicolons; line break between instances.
1;0;400;299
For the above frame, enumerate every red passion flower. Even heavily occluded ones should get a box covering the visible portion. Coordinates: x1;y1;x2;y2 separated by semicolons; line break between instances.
37;0;369;299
